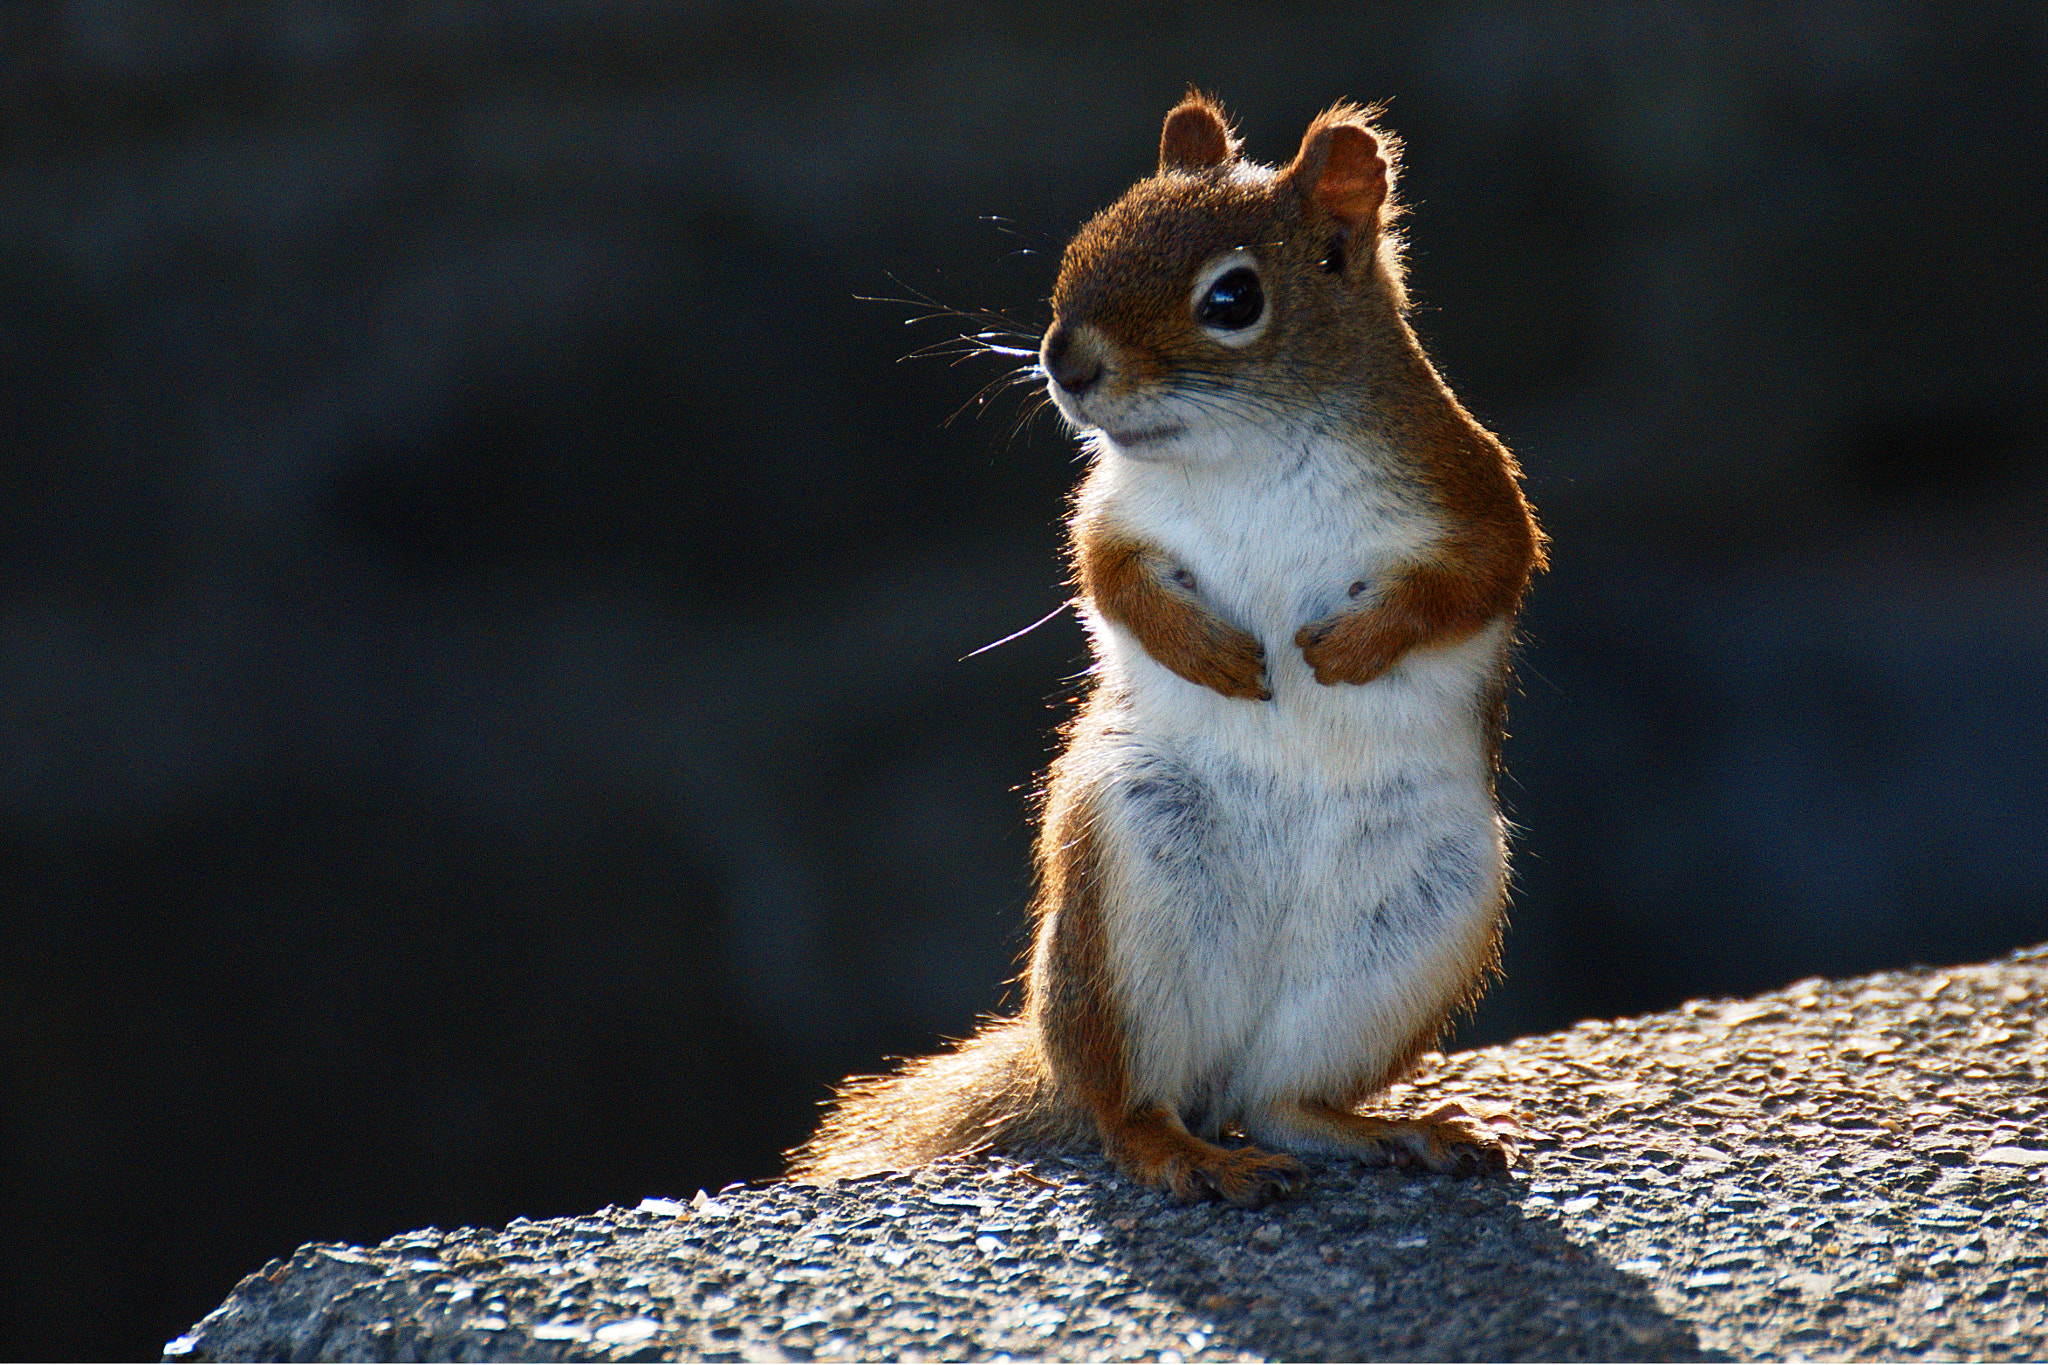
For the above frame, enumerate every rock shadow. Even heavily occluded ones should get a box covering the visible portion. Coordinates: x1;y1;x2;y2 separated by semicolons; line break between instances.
1083;1160;1716;1363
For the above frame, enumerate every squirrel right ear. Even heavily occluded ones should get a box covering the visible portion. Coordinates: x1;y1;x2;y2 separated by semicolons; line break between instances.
1279;105;1392;232
1158;93;1240;173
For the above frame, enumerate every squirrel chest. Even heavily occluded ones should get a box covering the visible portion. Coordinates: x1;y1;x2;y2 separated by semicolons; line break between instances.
1070;435;1510;1132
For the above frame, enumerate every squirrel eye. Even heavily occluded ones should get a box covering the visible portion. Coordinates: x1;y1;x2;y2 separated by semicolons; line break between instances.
1195;266;1264;332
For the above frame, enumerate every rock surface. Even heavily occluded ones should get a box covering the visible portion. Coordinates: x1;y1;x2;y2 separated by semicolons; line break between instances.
169;945;2048;1362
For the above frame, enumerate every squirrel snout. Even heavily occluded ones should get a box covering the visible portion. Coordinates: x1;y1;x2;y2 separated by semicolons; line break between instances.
1041;324;1104;397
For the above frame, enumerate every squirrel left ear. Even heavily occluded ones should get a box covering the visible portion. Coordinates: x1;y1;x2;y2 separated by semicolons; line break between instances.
1159;92;1240;173
1280;106;1391;231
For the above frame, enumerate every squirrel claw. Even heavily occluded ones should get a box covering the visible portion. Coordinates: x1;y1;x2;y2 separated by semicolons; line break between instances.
1296;618;1400;688
1193;1149;1305;1207
1121;1131;1306;1206
1390;1121;1509;1178
1287;1104;1510;1178
1203;641;1271;702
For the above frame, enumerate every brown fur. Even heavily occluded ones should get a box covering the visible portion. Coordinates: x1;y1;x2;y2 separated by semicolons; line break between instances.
1282;103;1391;233
1158;90;1239;173
1295;528;1531;688
1076;520;1269;700
789;96;1540;1200
794;709;1309;1204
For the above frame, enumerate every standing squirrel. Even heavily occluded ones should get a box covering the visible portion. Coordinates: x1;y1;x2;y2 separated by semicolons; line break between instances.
790;94;1544;1204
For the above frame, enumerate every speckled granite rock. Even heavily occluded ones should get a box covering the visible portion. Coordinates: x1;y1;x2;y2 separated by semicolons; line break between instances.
168;944;2047;1362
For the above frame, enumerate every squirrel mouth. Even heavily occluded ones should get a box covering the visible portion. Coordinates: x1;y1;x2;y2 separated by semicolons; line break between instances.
1104;423;1185;447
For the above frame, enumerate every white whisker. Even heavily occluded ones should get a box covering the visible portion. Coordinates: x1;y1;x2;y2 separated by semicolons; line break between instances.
960;601;1073;660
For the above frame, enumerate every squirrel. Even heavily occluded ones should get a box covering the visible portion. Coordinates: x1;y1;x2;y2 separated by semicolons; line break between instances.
789;94;1544;1205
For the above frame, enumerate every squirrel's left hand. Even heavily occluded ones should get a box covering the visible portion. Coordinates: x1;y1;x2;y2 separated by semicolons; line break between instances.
1295;609;1413;686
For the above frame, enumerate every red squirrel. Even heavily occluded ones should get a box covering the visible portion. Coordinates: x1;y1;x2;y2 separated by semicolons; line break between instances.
790;95;1544;1204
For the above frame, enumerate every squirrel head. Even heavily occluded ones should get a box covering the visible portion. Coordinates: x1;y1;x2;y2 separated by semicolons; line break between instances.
1041;94;1409;463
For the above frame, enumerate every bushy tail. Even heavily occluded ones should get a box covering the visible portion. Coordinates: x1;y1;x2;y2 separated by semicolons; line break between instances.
787;1016;1089;1178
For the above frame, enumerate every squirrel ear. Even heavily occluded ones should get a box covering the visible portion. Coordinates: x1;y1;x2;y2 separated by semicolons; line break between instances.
1159;93;1240;173
1281;106;1391;231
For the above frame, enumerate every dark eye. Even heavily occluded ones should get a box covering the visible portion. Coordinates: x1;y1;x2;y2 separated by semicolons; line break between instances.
1195;266;1264;332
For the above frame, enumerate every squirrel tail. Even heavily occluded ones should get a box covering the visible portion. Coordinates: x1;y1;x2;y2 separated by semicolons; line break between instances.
787;1016;1087;1178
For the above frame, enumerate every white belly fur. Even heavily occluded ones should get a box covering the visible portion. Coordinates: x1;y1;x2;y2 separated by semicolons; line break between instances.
1076;436;1509;1131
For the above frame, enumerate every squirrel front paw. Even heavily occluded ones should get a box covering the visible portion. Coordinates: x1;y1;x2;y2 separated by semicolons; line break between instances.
1160;566;1269;701
1194;629;1272;702
1294;612;1410;686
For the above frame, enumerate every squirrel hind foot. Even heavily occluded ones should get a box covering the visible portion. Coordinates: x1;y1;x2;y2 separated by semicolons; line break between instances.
1105;1104;1306;1206
1250;1100;1510;1178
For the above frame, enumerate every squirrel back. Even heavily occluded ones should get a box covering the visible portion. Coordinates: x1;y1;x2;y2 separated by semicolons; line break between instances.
792;94;1542;1204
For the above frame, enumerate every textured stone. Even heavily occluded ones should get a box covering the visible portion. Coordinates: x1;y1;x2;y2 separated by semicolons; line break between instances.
168;943;2047;1361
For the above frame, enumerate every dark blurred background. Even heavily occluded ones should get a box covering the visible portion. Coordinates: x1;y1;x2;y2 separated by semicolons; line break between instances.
3;1;2045;1358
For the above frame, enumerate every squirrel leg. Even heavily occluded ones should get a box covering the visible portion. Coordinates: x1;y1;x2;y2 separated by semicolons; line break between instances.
1033;775;1297;1205
1295;562;1488;686
1098;1103;1305;1206
1245;1099;1508;1177
1080;525;1269;700
1297;518;1537;686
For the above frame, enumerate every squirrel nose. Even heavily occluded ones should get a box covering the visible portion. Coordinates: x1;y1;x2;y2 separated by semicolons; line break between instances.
1041;324;1103;396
